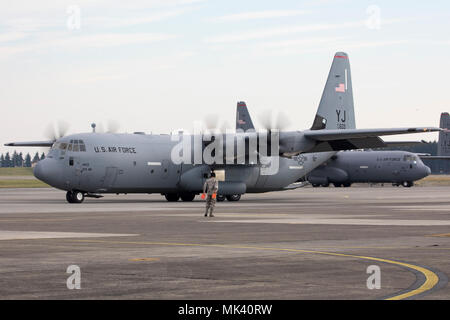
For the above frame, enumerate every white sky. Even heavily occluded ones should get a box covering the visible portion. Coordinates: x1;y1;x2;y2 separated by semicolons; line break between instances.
1;0;449;154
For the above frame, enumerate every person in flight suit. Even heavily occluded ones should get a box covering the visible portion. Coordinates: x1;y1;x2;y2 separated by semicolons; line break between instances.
202;172;219;217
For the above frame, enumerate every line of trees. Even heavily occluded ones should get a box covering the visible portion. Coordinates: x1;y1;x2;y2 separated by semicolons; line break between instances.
0;151;46;168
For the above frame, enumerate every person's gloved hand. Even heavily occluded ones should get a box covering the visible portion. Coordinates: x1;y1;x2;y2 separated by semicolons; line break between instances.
212;193;217;199
201;193;206;200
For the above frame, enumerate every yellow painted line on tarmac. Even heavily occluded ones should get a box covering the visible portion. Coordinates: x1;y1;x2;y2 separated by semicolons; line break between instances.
428;233;450;238
129;258;160;262
66;239;440;300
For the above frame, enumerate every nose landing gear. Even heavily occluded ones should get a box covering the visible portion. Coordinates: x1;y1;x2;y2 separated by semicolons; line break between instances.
66;191;85;203
402;181;414;188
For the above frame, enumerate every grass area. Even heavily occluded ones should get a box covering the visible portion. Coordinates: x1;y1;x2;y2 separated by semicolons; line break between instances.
0;167;34;176
416;175;450;186
0;179;49;188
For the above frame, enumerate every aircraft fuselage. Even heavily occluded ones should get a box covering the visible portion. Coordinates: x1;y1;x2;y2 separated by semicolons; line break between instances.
34;132;334;195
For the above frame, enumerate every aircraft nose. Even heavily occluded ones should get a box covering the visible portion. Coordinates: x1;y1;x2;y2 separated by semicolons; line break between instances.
33;160;47;182
33;159;60;186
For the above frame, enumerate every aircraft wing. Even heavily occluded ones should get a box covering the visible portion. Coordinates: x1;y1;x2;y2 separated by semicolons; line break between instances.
301;128;440;153
419;155;450;160
383;140;427;147
4;140;54;147
304;127;440;141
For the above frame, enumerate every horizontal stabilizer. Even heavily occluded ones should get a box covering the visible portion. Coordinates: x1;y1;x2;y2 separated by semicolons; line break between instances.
4;140;54;147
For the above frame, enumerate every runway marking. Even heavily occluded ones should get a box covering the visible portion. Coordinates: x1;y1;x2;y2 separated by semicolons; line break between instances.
211;218;450;226
0;218;74;222
0;231;137;241
65;239;441;300
428;233;450;238
129;258;160;262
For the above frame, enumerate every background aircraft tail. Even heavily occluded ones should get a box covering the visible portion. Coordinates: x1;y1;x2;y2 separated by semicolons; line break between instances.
311;52;356;131
438;112;450;156
236;101;255;131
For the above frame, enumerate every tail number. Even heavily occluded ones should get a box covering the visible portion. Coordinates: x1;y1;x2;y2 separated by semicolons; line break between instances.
336;109;346;129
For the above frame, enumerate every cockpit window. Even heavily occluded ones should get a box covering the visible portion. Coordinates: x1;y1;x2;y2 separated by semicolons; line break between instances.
59;143;67;150
403;155;418;162
65;139;86;152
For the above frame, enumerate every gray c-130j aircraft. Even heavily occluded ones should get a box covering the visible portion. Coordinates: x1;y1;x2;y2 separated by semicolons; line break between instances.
5;52;440;203
306;112;450;188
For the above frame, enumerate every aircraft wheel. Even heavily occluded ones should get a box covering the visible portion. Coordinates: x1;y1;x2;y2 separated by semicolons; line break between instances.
333;183;342;188
321;183;330;187
343;183;352;188
165;193;180;202
311;184;320;188
66;191;74;203
226;194;241;202
216;195;226;202
402;181;413;188
68;191;85;203
180;193;195;202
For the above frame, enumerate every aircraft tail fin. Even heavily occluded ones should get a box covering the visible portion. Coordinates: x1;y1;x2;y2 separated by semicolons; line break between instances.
236;101;255;131
438;112;450;156
311;52;356;131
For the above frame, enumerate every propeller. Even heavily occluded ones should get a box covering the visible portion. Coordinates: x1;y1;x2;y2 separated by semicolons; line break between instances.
203;115;233;134
45;121;70;142
257;109;291;131
97;120;121;133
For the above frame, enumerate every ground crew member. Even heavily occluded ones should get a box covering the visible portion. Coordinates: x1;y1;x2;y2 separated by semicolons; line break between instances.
202;172;219;217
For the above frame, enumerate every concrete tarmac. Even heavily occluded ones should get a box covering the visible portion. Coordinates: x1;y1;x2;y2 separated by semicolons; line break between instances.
0;186;449;300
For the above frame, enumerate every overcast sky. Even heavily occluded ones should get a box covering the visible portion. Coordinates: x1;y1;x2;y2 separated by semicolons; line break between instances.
1;0;449;154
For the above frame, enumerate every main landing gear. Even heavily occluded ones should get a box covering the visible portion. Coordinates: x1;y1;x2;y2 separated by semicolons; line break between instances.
164;193;196;202
164;193;242;202
217;194;241;202
66;191;85;203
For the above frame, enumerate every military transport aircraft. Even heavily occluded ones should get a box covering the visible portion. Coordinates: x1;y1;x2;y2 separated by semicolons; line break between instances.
307;113;450;188
307;150;431;188
5;52;440;203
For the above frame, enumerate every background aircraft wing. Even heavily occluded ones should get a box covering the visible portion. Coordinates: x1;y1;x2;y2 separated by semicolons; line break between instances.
304;127;440;141
419;155;450;160
383;140;427;147
301;128;440;153
4;140;54;147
